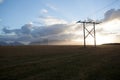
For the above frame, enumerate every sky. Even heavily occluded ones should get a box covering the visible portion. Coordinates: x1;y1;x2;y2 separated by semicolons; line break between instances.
0;0;120;45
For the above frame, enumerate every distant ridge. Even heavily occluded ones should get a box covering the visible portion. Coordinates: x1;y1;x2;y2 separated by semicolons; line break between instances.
102;43;120;45
0;41;24;46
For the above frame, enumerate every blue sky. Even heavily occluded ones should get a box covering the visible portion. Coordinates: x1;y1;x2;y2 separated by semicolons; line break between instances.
0;0;119;28
0;0;120;45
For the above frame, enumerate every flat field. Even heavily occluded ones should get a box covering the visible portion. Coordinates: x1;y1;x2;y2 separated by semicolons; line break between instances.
0;45;120;80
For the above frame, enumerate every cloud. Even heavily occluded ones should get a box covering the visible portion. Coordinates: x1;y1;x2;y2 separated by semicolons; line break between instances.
1;8;120;45
104;9;120;21
21;23;33;34
3;23;33;35
76;9;120;44
96;9;120;34
46;3;57;11
93;8;120;44
2;23;34;43
39;16;68;25
41;9;48;14
1;20;79;45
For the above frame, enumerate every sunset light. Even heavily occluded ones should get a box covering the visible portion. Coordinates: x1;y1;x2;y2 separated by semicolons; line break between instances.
1;0;120;80
96;34;115;45
0;0;120;46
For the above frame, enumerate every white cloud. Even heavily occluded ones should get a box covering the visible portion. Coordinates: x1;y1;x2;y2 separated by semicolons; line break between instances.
41;9;48;14
46;3;57;11
96;9;120;34
39;16;68;25
94;9;120;44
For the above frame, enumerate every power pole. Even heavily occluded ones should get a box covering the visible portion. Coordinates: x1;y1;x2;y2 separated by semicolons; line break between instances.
77;21;100;47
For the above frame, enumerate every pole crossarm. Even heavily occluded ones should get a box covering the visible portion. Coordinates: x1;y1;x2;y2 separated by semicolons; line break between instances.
77;20;101;47
77;21;100;24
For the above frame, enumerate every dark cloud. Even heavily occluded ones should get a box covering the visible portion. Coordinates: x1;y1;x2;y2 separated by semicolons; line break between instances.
32;24;67;37
3;28;23;35
104;9;120;21
2;27;12;33
21;24;33;34
0;35;16;42
3;23;33;35
1;23;78;45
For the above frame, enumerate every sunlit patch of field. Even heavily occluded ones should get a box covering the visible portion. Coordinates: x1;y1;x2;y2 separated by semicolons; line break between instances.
0;45;120;80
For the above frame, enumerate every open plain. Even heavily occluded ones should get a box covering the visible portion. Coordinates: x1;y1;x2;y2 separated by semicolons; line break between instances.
0;45;120;80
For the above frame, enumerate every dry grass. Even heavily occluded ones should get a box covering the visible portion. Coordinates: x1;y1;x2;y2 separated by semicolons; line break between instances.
0;45;120;80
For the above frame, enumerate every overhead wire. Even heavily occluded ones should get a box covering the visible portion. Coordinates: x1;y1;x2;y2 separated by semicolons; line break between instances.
84;0;120;20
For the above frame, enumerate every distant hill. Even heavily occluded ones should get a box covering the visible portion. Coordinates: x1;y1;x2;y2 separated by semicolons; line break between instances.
29;40;62;45
102;43;120;45
0;41;8;46
30;41;48;45
9;42;24;46
0;41;24;46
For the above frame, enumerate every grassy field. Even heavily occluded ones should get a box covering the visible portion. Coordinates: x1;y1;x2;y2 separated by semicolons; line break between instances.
0;45;120;80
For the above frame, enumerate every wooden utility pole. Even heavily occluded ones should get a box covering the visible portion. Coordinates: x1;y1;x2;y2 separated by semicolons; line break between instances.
77;21;100;47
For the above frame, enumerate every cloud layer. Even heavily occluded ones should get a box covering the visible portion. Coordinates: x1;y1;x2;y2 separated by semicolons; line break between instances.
1;17;79;45
104;9;120;21
1;8;120;45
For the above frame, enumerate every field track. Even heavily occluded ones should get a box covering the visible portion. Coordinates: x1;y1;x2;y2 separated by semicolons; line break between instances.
0;45;120;80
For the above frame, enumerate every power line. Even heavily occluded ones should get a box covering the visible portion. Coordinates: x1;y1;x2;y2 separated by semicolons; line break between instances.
85;0;119;20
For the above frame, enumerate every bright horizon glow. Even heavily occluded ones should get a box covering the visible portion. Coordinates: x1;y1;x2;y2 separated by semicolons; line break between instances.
71;34;115;45
96;35;114;45
71;18;120;45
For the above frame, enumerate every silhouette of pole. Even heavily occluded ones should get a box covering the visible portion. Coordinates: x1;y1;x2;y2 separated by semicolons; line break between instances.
83;22;86;47
93;22;96;47
77;21;100;47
